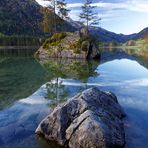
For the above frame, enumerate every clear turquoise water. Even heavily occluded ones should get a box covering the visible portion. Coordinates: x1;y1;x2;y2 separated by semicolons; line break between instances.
0;50;148;148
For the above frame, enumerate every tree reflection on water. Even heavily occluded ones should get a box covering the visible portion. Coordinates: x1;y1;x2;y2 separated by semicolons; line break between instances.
40;58;100;108
45;78;68;109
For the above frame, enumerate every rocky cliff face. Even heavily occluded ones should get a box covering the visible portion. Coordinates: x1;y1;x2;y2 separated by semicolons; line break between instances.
36;88;126;148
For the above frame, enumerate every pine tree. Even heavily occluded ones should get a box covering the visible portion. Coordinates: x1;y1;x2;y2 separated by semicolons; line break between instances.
79;0;101;35
57;0;70;20
57;0;70;31
43;0;70;33
42;7;54;33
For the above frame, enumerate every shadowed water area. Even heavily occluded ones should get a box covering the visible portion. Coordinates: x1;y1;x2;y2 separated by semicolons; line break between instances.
0;48;148;148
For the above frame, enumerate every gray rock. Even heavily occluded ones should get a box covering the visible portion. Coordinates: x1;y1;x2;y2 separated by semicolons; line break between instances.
81;40;100;59
80;28;89;36
35;31;100;60
35;88;126;148
35;46;50;60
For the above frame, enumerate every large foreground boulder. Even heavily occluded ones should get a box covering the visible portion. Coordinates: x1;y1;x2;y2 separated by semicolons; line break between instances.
35;88;126;148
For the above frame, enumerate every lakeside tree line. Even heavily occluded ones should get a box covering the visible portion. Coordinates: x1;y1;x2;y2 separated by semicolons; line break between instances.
0;33;44;46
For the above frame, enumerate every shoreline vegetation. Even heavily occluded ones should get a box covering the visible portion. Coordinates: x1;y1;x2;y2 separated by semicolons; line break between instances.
0;46;39;49
121;38;148;59
0;33;45;46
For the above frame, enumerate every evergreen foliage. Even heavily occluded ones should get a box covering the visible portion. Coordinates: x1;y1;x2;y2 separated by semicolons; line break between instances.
0;34;44;46
79;0;101;34
44;0;70;33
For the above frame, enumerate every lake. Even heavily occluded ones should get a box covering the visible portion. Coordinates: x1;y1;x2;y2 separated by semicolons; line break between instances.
0;48;148;148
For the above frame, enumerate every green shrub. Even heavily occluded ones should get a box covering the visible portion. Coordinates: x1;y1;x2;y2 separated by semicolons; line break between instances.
69;41;78;49
42;38;51;49
81;41;88;51
144;45;148;50
69;35;96;53
0;33;5;37
73;48;81;54
69;41;81;54
127;40;136;46
43;32;67;49
78;35;95;45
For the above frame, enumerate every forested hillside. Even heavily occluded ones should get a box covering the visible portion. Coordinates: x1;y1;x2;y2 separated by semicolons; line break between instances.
0;0;75;36
0;0;43;35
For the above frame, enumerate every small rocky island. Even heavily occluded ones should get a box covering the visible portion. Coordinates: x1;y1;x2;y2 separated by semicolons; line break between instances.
35;29;100;60
36;88;126;148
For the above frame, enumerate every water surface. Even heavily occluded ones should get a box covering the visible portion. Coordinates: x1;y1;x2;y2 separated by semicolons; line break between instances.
0;49;148;148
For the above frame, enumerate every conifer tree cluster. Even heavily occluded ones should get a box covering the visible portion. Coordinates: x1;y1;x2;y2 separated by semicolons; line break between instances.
42;0;69;33
79;0;101;35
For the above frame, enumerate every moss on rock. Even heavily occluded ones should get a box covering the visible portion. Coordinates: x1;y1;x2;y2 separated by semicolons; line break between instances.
37;30;100;59
43;32;67;49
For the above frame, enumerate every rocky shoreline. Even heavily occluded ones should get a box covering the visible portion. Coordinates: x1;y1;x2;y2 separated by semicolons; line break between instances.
36;88;126;148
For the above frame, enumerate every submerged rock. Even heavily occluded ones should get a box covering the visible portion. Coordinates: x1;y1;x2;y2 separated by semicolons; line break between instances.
35;88;126;148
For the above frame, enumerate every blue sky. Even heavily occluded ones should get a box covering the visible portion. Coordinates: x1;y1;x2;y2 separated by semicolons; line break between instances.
36;0;148;35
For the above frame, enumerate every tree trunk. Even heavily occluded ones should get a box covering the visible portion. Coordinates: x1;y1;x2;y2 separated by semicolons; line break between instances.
53;0;57;33
86;20;89;35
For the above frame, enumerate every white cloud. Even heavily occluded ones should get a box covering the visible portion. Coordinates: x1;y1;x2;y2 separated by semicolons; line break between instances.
69;9;81;20
36;0;49;6
97;11;121;22
67;0;148;13
67;3;83;8
120;96;148;112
